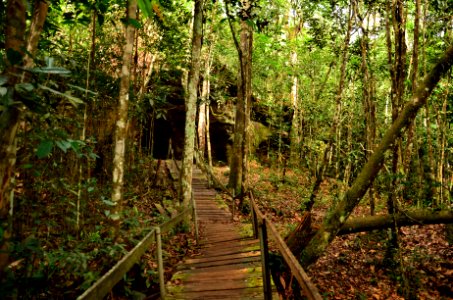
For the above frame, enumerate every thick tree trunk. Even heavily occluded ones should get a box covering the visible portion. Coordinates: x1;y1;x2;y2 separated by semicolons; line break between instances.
180;0;203;207
0;0;29;275
298;45;453;268
339;210;453;235
111;0;137;221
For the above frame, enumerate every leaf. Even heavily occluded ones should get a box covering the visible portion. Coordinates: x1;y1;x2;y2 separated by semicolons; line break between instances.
138;0;153;18
36;140;54;159
56;140;72;153
15;83;34;93
128;18;142;29
0;76;8;86
67;84;98;95
109;213;120;221
30;67;71;75
89;152;99;159
0;87;7;96
102;199;116;206
38;84;84;107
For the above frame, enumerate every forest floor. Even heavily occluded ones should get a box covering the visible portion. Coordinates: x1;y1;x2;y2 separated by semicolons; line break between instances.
212;161;453;299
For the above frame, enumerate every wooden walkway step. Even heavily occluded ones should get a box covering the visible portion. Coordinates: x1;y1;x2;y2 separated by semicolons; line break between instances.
166;163;267;299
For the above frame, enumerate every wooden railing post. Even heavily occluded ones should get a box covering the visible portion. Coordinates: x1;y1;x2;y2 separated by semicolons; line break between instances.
259;218;272;300
191;191;199;243
231;189;235;221
155;227;166;299
250;192;258;239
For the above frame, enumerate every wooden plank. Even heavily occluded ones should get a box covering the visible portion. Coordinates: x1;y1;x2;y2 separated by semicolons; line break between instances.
170;286;264;299
177;255;261;270
77;228;157;300
182;251;261;265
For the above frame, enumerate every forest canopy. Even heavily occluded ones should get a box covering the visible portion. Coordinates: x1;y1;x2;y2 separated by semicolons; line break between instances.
0;0;452;298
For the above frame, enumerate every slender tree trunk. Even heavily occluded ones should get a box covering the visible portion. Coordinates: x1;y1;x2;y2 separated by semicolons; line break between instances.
225;2;251;196
288;12;302;165
385;0;407;256
197;100;207;154
206;102;213;168
305;0;354;211
198;46;213;156
437;74;450;204
180;0;204;207
75;10;96;235
299;45;453;268
111;0;137;223
240;17;253;201
357;7;377;215
23;0;49;69
90;10;97;80
289;50;302;165
139;53;155;96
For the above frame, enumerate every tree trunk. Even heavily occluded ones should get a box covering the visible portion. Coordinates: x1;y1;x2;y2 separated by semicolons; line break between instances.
198;42;213;156
197;101;206;154
298;45;453;268
388;0;407;257
240;18;253;200
339;210;453;235
111;0;137;223
0;0;32;276
23;0;49;69
288;12;301;166
225;2;251;196
305;1;354;211
180;0;203;207
357;6;377;215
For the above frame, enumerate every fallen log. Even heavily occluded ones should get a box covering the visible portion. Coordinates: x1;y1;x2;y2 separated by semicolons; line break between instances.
338;209;453;235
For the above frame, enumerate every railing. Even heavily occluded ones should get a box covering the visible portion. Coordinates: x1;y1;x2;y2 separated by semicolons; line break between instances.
193;150;322;299
250;191;323;300
78;161;196;300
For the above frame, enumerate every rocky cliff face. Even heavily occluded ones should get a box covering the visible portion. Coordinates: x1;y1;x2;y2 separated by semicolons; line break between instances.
146;68;281;164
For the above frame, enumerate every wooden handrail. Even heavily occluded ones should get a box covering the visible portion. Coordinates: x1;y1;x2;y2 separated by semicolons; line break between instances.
249;192;322;300
77;206;193;300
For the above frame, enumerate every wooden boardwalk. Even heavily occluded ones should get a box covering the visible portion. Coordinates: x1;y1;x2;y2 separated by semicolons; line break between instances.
166;165;266;299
